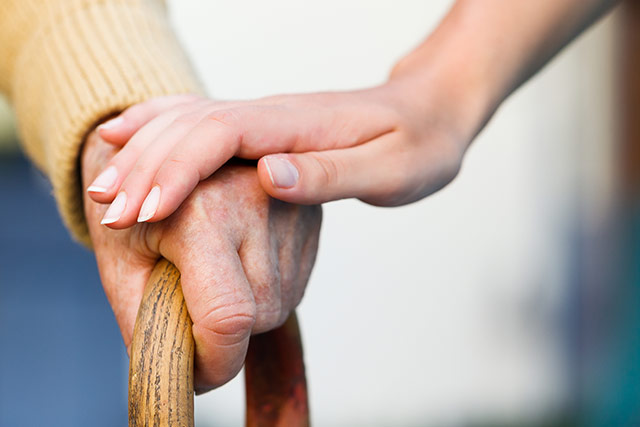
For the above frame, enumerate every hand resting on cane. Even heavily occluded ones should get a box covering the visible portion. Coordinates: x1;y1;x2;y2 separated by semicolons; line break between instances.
82;129;322;393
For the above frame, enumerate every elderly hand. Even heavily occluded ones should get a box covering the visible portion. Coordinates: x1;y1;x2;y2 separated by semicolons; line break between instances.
82;129;322;392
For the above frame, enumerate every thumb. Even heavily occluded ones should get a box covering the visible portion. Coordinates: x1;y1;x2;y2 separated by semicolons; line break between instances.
257;137;413;206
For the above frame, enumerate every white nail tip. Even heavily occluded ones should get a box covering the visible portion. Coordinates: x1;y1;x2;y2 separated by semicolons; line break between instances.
100;192;127;225
264;158;276;186
137;186;161;223
87;185;107;193
89;166;118;192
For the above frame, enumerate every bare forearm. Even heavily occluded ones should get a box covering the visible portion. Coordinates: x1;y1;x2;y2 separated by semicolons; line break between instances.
390;0;618;139
89;0;621;211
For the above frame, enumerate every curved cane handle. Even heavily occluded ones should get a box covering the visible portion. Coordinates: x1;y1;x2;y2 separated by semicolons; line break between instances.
128;259;310;426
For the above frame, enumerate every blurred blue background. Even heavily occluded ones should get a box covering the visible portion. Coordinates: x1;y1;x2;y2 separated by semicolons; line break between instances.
0;153;127;426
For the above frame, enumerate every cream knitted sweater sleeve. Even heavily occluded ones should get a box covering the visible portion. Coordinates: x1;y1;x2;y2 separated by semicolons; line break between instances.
0;0;201;245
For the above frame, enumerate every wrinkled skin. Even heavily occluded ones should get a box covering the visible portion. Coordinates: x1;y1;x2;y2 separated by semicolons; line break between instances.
82;130;322;392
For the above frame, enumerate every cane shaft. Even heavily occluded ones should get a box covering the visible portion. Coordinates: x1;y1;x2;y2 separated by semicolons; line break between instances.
129;259;194;427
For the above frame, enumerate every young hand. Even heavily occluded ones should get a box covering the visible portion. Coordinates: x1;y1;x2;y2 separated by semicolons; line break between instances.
88;80;472;229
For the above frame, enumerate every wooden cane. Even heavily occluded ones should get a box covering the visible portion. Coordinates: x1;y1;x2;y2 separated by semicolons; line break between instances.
128;258;310;426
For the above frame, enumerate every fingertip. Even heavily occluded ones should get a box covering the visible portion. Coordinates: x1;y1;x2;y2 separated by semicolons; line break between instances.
86;188;116;204
101;217;139;230
87;165;120;202
261;155;299;189
98;191;143;229
98;116;124;132
151;163;202;223
97;117;130;144
261;149;371;205
257;158;278;192
137;186;161;223
98;130;131;146
86;186;107;198
86;185;107;194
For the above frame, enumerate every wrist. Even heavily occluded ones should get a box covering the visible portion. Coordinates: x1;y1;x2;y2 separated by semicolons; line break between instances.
386;60;496;152
386;2;513;148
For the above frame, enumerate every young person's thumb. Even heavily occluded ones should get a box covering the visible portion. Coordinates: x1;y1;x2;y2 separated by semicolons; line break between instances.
257;145;402;205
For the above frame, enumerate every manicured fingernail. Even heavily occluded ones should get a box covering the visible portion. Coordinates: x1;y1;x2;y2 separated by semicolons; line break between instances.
264;156;299;188
101;192;127;224
87;166;118;193
98;116;123;131
138;186;161;222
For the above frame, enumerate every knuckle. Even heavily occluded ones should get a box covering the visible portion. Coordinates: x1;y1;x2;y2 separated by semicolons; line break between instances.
312;152;344;189
206;109;239;127
196;299;257;344
204;110;243;147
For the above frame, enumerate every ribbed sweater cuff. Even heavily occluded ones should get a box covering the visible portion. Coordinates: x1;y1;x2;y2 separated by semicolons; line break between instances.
11;1;201;246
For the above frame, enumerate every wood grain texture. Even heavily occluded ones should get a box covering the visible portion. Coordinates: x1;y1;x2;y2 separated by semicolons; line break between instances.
129;259;194;427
